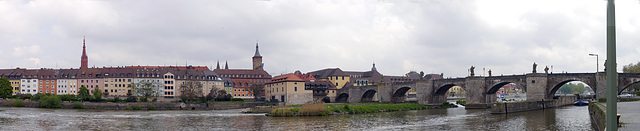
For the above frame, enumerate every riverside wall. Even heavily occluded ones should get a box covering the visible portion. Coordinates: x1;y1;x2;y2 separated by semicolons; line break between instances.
490;96;576;114
588;102;606;131
0;100;267;110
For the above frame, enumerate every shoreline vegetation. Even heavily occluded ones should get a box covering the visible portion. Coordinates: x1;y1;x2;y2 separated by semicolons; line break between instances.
258;102;458;117
0;93;266;110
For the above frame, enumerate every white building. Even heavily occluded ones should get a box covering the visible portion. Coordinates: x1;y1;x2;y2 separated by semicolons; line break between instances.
20;78;38;95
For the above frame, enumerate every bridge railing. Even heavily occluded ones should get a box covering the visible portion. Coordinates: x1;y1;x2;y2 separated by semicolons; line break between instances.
305;86;329;90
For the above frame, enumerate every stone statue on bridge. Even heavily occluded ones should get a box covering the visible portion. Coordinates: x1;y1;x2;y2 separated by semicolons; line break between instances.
488;69;492;76
544;66;549;74
470;66;475;76
533;62;538;73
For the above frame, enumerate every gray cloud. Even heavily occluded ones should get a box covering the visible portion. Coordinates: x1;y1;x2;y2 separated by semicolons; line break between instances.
1;0;640;77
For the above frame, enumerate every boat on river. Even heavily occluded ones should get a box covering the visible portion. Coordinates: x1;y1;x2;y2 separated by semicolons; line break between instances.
573;100;588;106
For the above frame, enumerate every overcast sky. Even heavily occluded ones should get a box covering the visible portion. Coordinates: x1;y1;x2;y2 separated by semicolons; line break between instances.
2;0;640;77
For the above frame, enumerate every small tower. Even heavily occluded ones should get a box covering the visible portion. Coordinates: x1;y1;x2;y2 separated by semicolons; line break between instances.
80;36;88;69
216;60;221;69
371;63;377;71
225;60;229;69
252;43;263;70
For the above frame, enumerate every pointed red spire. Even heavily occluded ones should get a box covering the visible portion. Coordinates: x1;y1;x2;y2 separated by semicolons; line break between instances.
81;36;88;69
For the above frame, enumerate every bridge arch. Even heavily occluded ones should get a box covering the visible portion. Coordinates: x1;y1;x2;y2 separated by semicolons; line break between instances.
487;82;526;94
361;89;377;102
321;97;331;103
430;84;465;104
435;84;458;95
392;87;413;103
620;81;640;95
335;93;349;103
548;79;595;98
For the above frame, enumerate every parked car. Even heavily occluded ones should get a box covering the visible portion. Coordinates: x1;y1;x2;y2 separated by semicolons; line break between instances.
617;94;634;98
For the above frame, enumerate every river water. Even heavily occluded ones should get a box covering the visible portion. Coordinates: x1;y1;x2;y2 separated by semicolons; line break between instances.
0;105;594;130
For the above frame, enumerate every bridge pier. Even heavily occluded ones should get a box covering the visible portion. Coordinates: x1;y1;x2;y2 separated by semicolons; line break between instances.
417;80;434;105
526;73;548;101
465;77;490;109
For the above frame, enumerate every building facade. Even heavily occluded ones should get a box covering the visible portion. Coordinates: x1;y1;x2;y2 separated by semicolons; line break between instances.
265;73;312;105
213;43;271;99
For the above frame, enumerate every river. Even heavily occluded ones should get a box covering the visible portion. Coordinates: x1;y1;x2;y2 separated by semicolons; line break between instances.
0;105;594;130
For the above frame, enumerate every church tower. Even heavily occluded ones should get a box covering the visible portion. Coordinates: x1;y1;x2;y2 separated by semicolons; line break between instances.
252;43;263;70
80;36;88;69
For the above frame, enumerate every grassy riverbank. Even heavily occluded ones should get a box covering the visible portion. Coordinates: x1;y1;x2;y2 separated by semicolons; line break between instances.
267;103;430;117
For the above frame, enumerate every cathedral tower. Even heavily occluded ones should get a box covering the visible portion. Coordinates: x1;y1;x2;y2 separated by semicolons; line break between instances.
80;36;88;69
252;43;263;70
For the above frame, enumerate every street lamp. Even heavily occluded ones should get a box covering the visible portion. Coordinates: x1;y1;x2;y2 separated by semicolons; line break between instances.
589;54;598;72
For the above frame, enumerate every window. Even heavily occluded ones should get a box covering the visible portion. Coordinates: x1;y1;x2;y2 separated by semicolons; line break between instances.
294;87;297;92
342;76;344;80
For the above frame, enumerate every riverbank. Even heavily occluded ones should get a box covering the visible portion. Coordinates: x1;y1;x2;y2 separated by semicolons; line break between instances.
0;99;267;110
590;100;640;131
263;102;456;117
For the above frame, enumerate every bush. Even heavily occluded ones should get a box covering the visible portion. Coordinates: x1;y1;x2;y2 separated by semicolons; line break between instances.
152;98;158;102
126;96;138;102
140;97;148;102
439;102;454;108
132;105;142;110
39;95;61;108
148;105;156;110
113;97;122;102
456;99;466;105
214;97;231;101
32;93;44;101
13;99;24;107
59;94;76;102
231;98;244;101
72;102;83;109
15;94;32;100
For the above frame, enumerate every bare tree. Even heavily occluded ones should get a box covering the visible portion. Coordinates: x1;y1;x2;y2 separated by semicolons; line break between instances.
248;83;264;100
131;80;163;100
180;79;203;102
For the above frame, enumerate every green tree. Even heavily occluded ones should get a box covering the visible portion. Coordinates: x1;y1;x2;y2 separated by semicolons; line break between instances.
558;83;590;94
39;95;61;108
0;77;13;98
78;86;91;101
623;62;640;91
92;87;103;101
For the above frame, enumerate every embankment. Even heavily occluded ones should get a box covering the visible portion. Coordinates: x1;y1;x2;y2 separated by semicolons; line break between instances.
490;96;576;114
0;100;266;110
588;101;606;131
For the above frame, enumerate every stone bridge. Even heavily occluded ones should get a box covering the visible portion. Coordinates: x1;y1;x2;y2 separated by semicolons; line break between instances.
334;72;640;108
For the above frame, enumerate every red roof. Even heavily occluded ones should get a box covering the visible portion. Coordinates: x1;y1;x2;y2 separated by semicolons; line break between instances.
296;73;316;81
213;69;272;79
126;65;210;71
268;73;304;84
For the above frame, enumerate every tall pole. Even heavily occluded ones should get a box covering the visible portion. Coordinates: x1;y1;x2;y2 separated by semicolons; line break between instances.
605;0;618;130
590;54;599;72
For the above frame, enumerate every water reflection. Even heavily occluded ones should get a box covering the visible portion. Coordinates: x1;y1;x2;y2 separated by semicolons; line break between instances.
0;106;593;130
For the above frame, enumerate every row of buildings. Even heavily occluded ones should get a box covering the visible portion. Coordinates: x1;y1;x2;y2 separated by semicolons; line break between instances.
0;38;271;99
0;38;442;104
